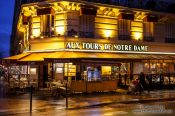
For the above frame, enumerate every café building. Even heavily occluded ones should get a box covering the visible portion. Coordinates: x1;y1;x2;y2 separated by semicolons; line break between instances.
4;0;175;92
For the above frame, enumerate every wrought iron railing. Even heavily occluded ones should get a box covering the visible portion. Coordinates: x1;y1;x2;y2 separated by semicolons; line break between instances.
165;38;175;43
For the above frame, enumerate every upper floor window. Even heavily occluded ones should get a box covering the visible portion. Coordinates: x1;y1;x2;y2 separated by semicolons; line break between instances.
143;22;154;42
79;7;97;38
30;16;41;38
55;13;66;36
30;15;55;39
40;15;54;37
165;23;175;43
118;19;131;40
67;11;79;37
79;15;95;38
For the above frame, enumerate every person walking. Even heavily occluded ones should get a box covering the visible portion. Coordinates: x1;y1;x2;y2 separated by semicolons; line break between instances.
118;73;122;86
0;76;8;97
138;72;149;94
124;74;127;86
146;74;152;91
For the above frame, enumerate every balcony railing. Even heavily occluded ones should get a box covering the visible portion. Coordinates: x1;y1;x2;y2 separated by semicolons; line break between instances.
80;0;175;13
22;0;175;13
79;31;94;38
165;38;175;43
118;35;131;41
143;36;155;42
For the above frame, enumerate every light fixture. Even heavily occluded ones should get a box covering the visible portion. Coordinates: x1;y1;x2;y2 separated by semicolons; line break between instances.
30;35;34;39
32;29;40;37
107;37;111;39
134;32;142;40
51;27;54;31
56;26;65;35
40;36;44;39
30;68;36;74
74;35;79;38
104;30;112;39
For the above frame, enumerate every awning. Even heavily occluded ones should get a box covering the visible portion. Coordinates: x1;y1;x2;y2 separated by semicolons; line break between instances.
3;51;175;64
4;53;31;60
3;53;31;64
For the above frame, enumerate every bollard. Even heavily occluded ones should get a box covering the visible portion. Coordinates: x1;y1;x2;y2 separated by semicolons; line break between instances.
66;83;68;109
30;85;33;114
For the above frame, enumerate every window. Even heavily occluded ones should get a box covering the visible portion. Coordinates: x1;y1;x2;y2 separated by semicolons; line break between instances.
165;23;175;43
30;16;41;38
79;15;95;38
143;22;154;42
40;15;54;37
64;63;76;77
67;11;79;37
118;19;131;40
55;13;66;36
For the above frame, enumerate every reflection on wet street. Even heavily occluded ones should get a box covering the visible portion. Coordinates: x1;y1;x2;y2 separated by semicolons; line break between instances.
0;90;175;116
12;100;175;116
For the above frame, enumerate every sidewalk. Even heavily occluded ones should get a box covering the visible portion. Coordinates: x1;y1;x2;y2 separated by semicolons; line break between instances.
0;89;175;115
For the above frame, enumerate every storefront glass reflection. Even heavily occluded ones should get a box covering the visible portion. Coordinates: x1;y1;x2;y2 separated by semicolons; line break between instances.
87;67;101;81
84;63;130;81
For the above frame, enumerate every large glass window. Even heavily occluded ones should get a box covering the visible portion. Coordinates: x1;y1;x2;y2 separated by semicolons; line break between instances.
86;66;101;81
144;62;169;74
53;63;76;81
82;63;130;81
64;63;76;77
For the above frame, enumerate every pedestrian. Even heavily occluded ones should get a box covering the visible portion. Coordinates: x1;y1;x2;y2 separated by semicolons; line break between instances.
124;74;127;86
138;72;149;94
0;76;8;97
130;73;133;81
118;73;122;86
159;74;164;87
146;74;152;91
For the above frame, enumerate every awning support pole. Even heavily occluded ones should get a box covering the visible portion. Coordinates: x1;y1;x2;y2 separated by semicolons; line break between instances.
26;64;28;75
149;60;151;74
51;62;54;79
66;62;69;109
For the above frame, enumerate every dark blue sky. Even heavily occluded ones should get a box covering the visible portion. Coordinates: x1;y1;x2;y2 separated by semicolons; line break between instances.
0;0;14;58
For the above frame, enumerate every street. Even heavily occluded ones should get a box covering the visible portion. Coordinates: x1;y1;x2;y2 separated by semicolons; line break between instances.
0;90;175;116
29;100;174;116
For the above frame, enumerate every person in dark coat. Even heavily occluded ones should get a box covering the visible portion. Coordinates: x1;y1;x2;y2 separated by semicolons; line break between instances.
146;74;152;91
138;72;149;94
118;73;122;86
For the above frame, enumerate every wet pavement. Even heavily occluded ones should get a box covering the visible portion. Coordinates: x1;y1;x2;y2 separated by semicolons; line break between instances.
0;90;175;115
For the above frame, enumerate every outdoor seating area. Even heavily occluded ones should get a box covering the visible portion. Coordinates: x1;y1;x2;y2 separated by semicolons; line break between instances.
9;75;38;88
46;80;67;97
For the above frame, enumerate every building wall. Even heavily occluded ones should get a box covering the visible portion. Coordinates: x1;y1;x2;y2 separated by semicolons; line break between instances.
12;0;175;55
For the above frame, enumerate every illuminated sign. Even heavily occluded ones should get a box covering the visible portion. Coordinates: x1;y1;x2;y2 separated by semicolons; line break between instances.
66;42;148;52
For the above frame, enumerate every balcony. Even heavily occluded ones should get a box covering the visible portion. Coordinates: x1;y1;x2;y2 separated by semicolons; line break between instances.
67;29;94;38
143;36;154;42
80;0;175;13
165;38;175;43
79;32;94;38
118;35;131;41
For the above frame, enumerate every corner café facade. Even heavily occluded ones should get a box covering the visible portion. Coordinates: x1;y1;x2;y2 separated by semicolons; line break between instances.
4;39;175;93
